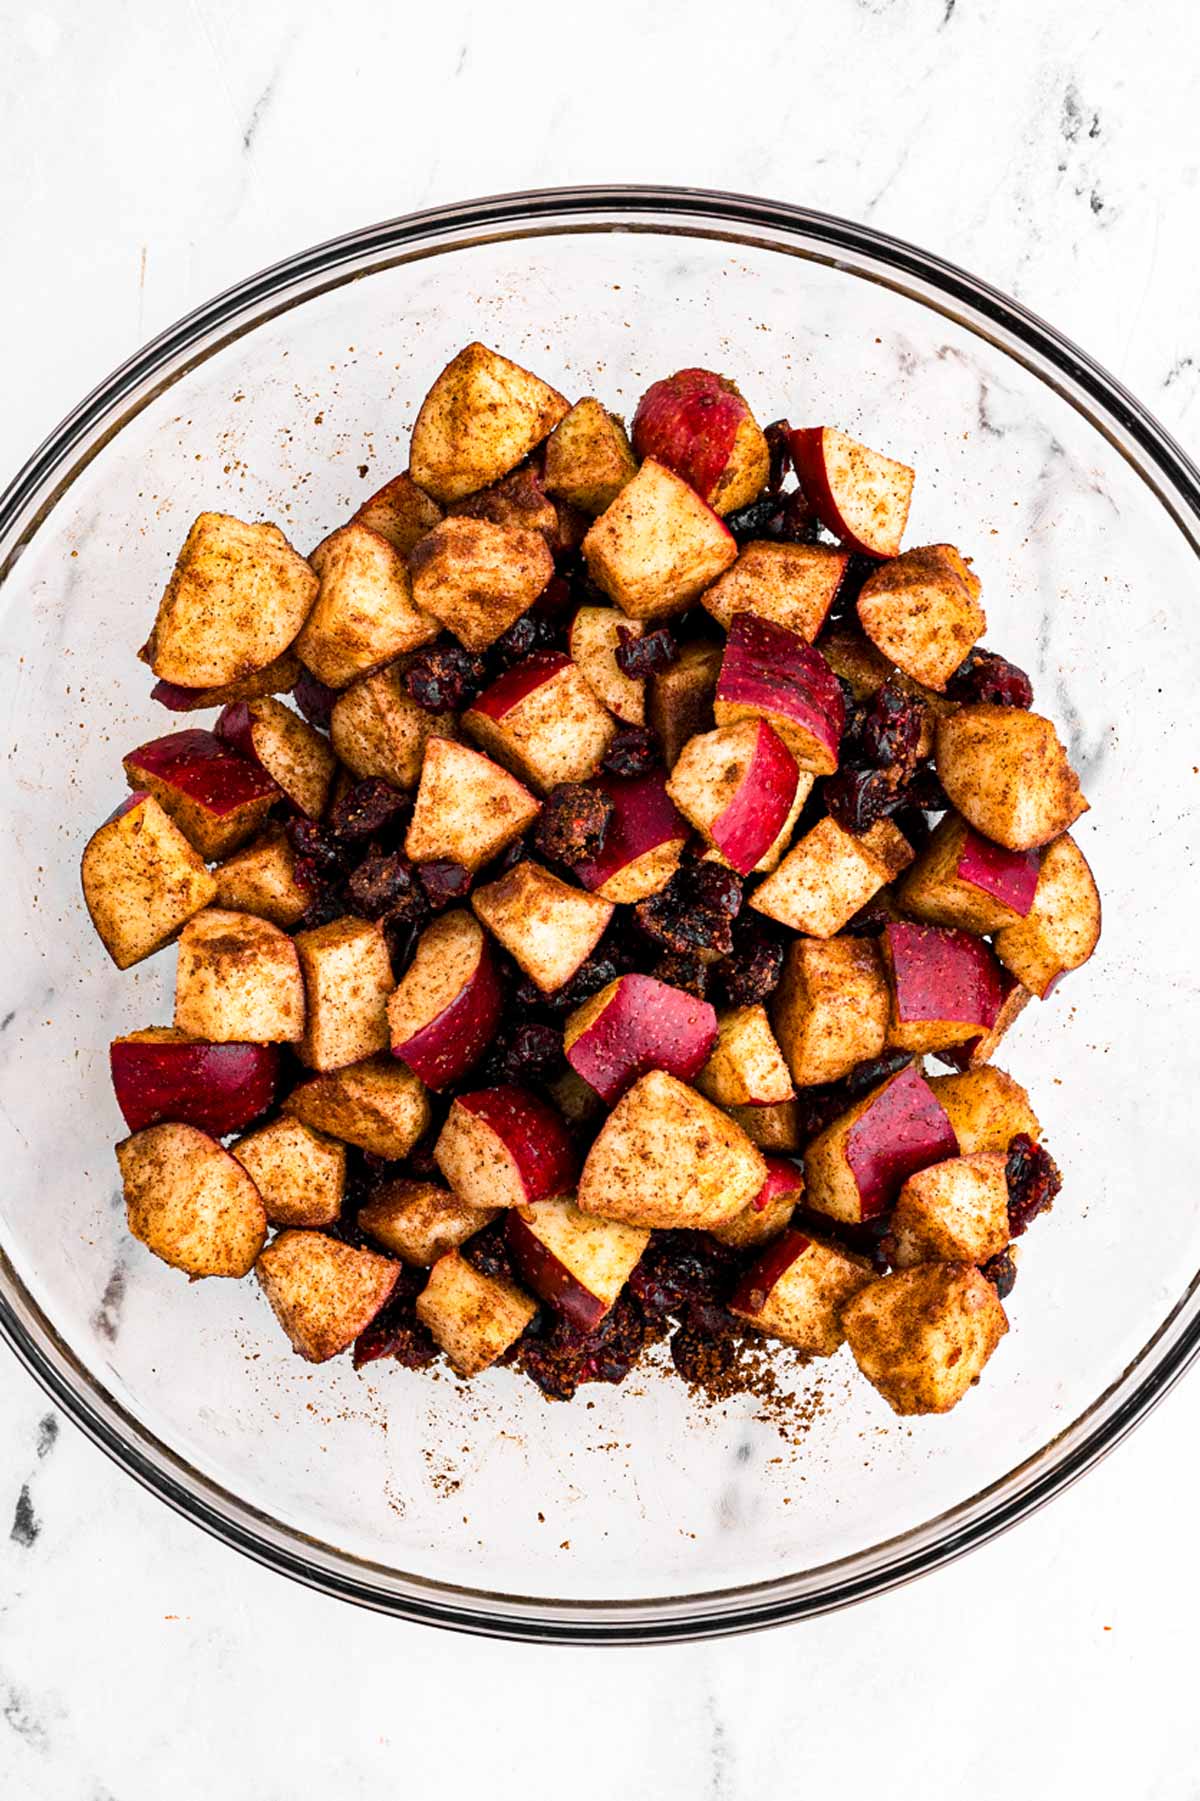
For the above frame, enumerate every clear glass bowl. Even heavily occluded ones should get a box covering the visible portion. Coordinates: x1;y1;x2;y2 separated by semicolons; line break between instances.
1;186;1197;1642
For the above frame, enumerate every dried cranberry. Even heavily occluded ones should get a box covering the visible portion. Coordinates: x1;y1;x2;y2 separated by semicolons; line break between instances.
402;641;487;712
518;1293;646;1400
292;668;337;731
826;552;884;619
901;763;951;814
484;1023;564;1086
765;418;793;495
946;647;1033;709
844;1049;914;1100
791;1085;856;1146
1005;1134;1062;1237
651;952;710;1000
859;678;925;779
524;949;628;1016
352;1272;438;1370
329;778;410;843
461;1218;518;1284
533;782;614;866
719;922;785;1007
629;1231;738;1329
614;627;678;679
416;859;472;910
601;726;660;778
286;817;349;880
297;886;348;930
982;1248;1018;1300
384;917;422;979
491;611;560;668
635;862;743;958
724;495;782;541
842;893;899;935
348;853;428;923
823;766;900;832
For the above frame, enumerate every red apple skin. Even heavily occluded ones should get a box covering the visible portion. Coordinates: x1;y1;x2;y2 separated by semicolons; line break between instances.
505;1211;607;1332
124;729;278;818
565;974;718;1103
292;669;337;732
885;921;1005;1031
391;936;504;1091
846;1065;959;1218
752;1156;806;1213
455;1086;577;1202
105;792;149;825
710;719;800;875
631;369;747;504
573;772;688;892
214;701;256;760
937;968;1023;1072
716;613;845;773
956;829;1040;917
151;679;212;713
467;651;572;723
789;427;909;558
110;1038;281;1134
729;1228;811;1315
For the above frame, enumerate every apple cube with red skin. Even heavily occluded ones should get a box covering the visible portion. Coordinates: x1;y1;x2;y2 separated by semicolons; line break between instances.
409;517;554;652
728;1099;803;1151
463;650;617;791
544;399;637;515
296;521;439;688
804;1063;959;1224
935;706;1089;851
330;664;457;789
472;860;613;994
789;427;915;559
582;458;737;623
703;541;849;642
506;1198;650;1331
174;908;305;1044
256;1230;399;1363
116;1122;267;1278
447;457;585;560
675;719;811;876
284;1056;431;1158
631;368;769;514
710;1155;804;1250
409;342;568;504
881;921;1006;1054
899;811;1040;935
415;1249;538;1377
388;910;503;1090
353;469;443;556
885;1151;1009;1268
857;545;986;691
142;512;317;688
994;833;1101;998
122;729;277;860
571;771;688;903
714;612;845;775
730;1228;875;1354
435;1085;577;1213
937;972;1032;1071
563;974;718;1103
842;1264;1008;1415
772;936;889;1087
216;697;337;819
110;1028;279;1135
357;1179;497;1265
404;737;539;872
926;1066;1040;1154
695;1005;793;1108
577;1070;765;1231
82;793;217;969
751;815;913;938
568;607;646;724
213;824;311;928
150;649;302;714
648;639;722;767
294;915;395;1071
232;1116;346;1227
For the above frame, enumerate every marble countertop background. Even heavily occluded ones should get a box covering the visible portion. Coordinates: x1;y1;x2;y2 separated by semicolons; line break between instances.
3;0;1199;1795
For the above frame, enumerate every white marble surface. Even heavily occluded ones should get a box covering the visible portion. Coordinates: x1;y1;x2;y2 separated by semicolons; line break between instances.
3;1;1200;1794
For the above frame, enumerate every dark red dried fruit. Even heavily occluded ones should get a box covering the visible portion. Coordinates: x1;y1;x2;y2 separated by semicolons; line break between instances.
517;1293;646;1400
286;817;349;880
601;726;660;778
292;668;337;732
901;763;951;814
484;1023;564;1086
946;647;1034;709
982;1247;1018;1300
634;861;743;958
348;853;428;923
297;886;349;930
823;766;900;832
491;611;561;668
533;782;614;866
651;952;710;1001
765;418;793;495
1005;1133;1062;1237
518;949;628;1016
719;923;785;1007
841;893;900;936
352;1269;438;1370
461;1217;519;1284
859;678;925;779
416;859;472;910
614;626;678;680
402;641;488;712
629;1230;738;1330
844;1049;915;1100
329;778;409;843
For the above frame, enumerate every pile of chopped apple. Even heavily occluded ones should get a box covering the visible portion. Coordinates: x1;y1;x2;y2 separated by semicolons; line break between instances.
82;342;1101;1418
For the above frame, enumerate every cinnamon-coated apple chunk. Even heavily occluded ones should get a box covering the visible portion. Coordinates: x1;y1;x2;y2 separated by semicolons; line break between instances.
505;1199;650;1332
387;910;503;1090
577;1070;765;1230
648;639;722;767
353;469;443;556
213;823;311;927
294;916;394;1070
695;1005;793;1108
713;612;845;774
727;1098;803;1151
544;398;637;515
357;1179;498;1265
434;1086;577;1212
232;1116;346;1227
447;459;584;557
409;517;554;652
789;427;914;559
256;1230;399;1363
409;343;569;503
703;541;848;642
751;815;913;938
472;860;613;994
730;1229;875;1354
937;972;1032;1071
216;696;337;819
571;771;688;903
404;737;539;871
857;545;986;691
296;521;439;687
926;1066;1040;1153
841;1264;1008;1415
709;1155;804;1250
804;1062;959;1223
284;1056;431;1158
994;833;1101;998
82;793;217;969
568;607;646;724
415;1249;537;1377
881;920;1006;1055
330;663;457;789
141;512;317;688
898;811;1040;935
110;1029;280;1135
885;1152;1009;1268
122;729;278;860
463;651;617;791
668;719;809;876
116;1122;267;1278
563;973;718;1102
772;936;890;1086
935;705;1089;851
150;649;302;714
631;368;769;514
174;908;305;1043
582;458;737;622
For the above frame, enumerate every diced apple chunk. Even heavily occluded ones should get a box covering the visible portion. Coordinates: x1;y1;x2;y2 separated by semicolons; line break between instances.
435;1086;577;1212
772;936;889;1086
82;794;217;970
577;1071;765;1230
842;1264;1008;1415
404;737;539;870
174;908;305;1043
926;1067;1040;1154
789;427;914;559
472;860;613;994
233;1116;346;1227
109;1030;280;1136
256;1230;399;1363
409;343;569;503
713;612;845;774
563;973;718;1102
116;1122;267;1277
994;833;1101;997
703;541;848;642
353;470;444;556
544;398;637;514
857;545;986;690
881;920;1006;1055
568;607;646;724
667;720;809;876
463;652;617;791
217;697;337;819
936;706;1089;851
357;1179;498;1265
696;1005;793;1107
409;517;553;651
294;916;394;1070
388;909;503;1089
506;1199;650;1331
886;1152;1010;1268
631;367;769;513
648;639;722;767
284;1056;431;1158
582;459;737;622
415;1249;537;1377
122;729;277;860
899;811;1041;935
937;974;1032;1071
709;1156;804;1250
727;1099;803;1151
150;649;302;714
571;772;688;903
804;1063;959;1223
213;824;311;927
730;1229;874;1354
751;816;913;937
330;663;456;789
296;522;439;687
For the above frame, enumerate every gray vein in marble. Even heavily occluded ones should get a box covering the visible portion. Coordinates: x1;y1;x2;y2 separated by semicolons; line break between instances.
92;1258;127;1344
1053;679;1108;784
242;74;278;153
10;1484;38;1548
0;1010;13;1031
1;1679;50;1752
36;1415;58;1460
707;1701;734;1801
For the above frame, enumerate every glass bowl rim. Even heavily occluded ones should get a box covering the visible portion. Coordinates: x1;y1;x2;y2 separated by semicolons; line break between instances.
2;183;1197;1643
